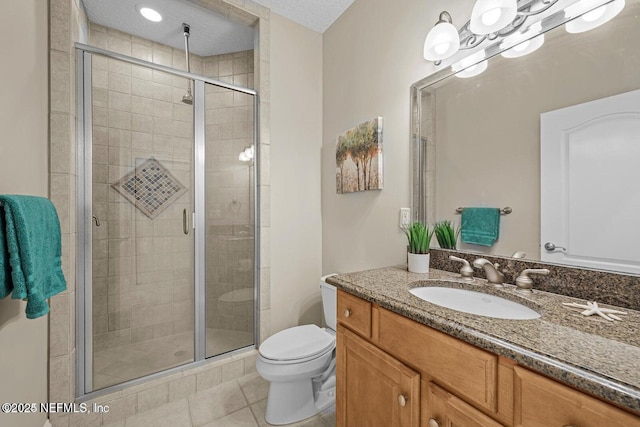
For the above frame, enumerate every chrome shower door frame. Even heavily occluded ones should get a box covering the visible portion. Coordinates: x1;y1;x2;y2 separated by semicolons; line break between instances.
75;44;260;400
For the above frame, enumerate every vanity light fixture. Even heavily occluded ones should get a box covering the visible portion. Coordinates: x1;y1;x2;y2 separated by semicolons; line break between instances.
137;5;163;22
423;11;461;61
452;50;488;78
565;0;625;33
470;0;518;35
500;22;545;58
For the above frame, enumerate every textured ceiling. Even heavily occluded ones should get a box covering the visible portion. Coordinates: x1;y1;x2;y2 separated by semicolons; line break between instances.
251;0;355;33
82;0;354;57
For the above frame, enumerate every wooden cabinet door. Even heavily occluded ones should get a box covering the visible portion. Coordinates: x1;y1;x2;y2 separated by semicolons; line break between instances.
514;366;640;427
425;382;504;427
337;324;420;427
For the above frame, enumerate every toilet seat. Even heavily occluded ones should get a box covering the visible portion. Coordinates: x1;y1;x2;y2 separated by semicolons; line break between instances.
259;325;335;364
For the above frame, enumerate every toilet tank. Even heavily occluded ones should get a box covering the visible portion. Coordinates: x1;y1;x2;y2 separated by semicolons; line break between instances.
320;274;338;331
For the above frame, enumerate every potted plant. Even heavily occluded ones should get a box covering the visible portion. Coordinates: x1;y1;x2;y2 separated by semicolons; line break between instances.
434;220;460;250
403;221;434;273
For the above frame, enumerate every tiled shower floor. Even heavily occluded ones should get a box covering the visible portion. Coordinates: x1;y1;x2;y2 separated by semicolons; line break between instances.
94;328;253;390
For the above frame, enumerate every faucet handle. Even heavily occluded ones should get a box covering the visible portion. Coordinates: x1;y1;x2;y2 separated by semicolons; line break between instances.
515;268;550;293
449;256;474;281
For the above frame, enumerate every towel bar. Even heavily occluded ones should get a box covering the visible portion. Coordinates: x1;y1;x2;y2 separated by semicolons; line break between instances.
455;206;512;215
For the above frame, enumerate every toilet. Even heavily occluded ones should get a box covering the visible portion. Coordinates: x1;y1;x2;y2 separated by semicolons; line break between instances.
256;274;338;425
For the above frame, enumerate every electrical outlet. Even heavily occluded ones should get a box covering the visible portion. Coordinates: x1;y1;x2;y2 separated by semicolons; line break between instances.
399;208;411;228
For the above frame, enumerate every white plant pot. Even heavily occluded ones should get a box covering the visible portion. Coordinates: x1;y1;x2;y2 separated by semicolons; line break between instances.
408;252;430;274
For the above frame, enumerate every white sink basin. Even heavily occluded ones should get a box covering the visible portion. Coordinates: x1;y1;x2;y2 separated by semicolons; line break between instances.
409;287;541;320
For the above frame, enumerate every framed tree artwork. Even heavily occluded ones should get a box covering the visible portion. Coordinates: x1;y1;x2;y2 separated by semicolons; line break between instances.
335;117;384;194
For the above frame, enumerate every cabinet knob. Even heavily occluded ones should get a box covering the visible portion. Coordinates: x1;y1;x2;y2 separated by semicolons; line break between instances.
343;309;351;318
428;418;440;427
397;394;407;407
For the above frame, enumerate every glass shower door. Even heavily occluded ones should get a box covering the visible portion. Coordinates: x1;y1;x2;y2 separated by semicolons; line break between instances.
89;54;195;390
203;82;256;358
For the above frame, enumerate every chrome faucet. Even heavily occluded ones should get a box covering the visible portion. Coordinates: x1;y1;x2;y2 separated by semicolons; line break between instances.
472;258;504;286
515;268;550;293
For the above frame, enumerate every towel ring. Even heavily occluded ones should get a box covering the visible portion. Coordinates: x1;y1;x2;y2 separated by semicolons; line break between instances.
455;207;512;215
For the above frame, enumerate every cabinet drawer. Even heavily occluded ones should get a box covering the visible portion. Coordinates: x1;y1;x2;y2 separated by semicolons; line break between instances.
425;381;503;427
377;307;498;413
514;366;640;427
337;290;372;338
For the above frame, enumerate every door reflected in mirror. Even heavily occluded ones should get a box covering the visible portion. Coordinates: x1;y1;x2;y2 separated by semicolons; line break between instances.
411;0;640;274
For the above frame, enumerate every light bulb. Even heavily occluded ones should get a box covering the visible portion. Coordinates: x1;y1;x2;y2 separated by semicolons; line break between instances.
582;5;606;21
500;22;544;58
423;13;460;61
452;50;487;78
470;0;517;34
513;40;530;52
565;0;625;33
434;42;451;55
482;8;502;26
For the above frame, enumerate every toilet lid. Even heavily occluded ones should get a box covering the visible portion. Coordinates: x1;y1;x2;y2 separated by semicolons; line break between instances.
259;325;335;362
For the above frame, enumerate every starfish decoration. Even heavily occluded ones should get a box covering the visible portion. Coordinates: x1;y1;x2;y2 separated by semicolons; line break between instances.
562;301;627;322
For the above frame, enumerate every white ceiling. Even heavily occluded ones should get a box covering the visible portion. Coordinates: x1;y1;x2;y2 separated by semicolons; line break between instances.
82;0;354;57
252;0;355;33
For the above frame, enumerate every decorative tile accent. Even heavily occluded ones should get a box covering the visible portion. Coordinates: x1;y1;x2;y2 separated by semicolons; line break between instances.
111;157;187;219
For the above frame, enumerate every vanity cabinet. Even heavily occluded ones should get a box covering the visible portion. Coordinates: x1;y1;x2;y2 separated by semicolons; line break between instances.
337;289;372;338
513;366;640;427
337;325;420;426
336;290;640;427
426;382;504;427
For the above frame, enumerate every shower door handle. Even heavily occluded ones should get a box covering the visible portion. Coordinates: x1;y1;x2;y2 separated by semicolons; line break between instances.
183;209;189;235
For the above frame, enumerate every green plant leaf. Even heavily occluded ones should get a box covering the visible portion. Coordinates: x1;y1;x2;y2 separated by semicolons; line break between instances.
434;220;459;249
403;221;434;254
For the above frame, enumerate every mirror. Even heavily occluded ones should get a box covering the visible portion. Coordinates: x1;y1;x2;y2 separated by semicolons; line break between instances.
411;0;640;273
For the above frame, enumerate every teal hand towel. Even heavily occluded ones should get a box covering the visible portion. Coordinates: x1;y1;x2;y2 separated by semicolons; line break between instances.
460;207;500;247
0;195;67;318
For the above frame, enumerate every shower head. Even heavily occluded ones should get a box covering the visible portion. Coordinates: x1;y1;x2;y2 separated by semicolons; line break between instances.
182;23;193;105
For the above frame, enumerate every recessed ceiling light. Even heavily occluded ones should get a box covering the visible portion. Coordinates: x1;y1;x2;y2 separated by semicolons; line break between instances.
138;6;162;22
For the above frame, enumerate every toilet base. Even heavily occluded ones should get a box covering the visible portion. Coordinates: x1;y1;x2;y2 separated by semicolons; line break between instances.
264;376;336;425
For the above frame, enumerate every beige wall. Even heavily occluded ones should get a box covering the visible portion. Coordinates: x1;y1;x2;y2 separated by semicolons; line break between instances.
0;1;49;427
270;14;324;333
322;0;473;273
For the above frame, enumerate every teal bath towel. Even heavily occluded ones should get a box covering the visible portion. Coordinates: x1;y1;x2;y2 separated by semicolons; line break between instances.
0;195;67;318
460;207;500;247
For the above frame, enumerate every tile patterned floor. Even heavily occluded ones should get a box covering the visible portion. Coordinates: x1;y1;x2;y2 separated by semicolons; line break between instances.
102;371;335;427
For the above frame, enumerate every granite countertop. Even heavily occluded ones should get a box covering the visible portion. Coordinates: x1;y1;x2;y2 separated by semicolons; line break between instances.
327;266;640;414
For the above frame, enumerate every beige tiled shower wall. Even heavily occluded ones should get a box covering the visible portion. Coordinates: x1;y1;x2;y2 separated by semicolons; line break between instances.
48;0;88;424
89;23;257;356
202;51;256;332
49;0;271;424
89;24;199;359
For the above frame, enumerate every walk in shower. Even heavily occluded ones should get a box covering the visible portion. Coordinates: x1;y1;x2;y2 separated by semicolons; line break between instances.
75;39;258;395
